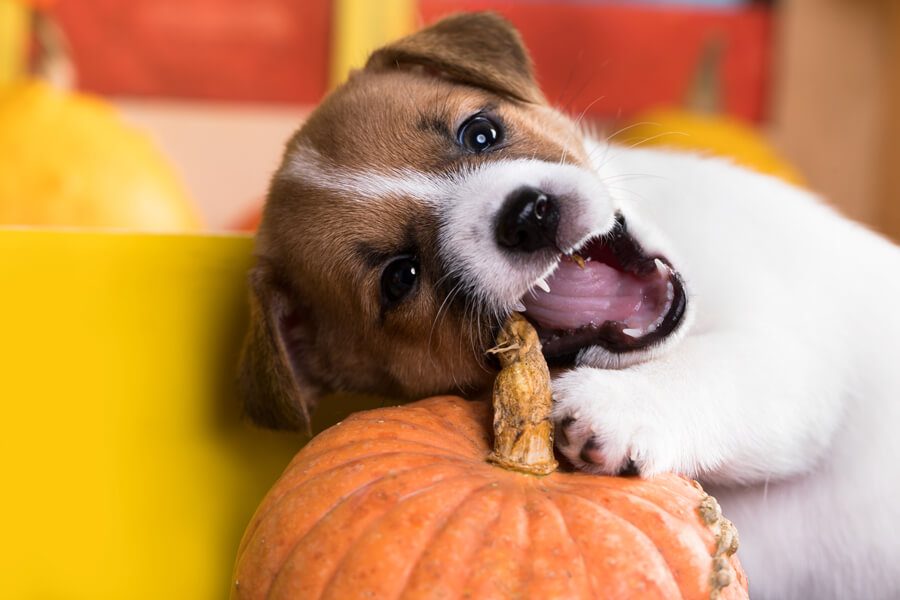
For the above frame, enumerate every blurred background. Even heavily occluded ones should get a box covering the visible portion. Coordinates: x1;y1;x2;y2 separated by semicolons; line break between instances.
2;2;898;597
2;0;899;238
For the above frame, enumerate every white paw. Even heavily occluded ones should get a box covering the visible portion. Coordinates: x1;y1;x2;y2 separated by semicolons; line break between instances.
552;367;682;477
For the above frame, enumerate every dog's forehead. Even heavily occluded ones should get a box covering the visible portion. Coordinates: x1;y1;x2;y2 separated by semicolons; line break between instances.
297;70;498;172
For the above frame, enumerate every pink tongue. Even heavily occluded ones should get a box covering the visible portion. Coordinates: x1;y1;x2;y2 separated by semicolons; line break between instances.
522;260;664;331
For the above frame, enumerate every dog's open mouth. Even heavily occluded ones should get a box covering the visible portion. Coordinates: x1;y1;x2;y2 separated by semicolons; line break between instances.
520;214;686;366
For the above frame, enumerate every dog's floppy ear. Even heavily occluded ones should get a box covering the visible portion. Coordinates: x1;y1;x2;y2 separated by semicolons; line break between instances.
365;12;545;105
238;261;320;434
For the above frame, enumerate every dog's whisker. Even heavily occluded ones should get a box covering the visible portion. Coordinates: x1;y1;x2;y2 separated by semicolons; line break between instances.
557;66;597;116
602;172;665;182
428;276;465;363
560;94;606;166
624;130;690;150
604;121;661;144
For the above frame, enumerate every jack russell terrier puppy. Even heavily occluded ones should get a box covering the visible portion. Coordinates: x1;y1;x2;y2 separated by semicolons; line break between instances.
240;12;900;599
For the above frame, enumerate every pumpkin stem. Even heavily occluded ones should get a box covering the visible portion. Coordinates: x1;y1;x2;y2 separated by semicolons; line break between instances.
487;313;558;476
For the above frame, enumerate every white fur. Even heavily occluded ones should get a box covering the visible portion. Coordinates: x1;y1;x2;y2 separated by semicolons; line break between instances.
442;141;900;598
438;158;617;313
282;145;452;203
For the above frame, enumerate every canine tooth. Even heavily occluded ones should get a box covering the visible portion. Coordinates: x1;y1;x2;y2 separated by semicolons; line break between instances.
655;258;668;274
622;328;644;338
535;277;551;293
571;253;586;269
512;300;527;312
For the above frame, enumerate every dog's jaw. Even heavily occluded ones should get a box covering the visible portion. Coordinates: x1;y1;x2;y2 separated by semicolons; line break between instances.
517;215;688;366
438;156;688;369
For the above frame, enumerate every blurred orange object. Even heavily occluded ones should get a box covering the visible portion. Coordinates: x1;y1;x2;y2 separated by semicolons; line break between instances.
0;80;203;230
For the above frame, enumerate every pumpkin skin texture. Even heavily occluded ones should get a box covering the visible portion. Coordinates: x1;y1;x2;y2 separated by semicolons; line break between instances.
231;396;748;600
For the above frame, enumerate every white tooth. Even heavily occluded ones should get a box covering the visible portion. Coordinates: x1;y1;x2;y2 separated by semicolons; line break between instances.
655;258;668;273
622;328;644;338
512;300;527;312
535;277;551;293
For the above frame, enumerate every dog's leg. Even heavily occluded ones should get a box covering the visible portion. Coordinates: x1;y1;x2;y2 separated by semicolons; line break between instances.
552;330;845;484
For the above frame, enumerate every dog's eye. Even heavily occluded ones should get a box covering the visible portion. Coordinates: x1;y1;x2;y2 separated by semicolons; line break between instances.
458;115;501;153
381;256;420;304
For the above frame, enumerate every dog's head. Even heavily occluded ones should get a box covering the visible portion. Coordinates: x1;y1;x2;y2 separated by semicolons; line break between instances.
240;12;688;431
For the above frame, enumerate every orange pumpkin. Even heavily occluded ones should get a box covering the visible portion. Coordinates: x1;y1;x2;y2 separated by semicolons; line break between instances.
231;317;748;600
232;397;749;599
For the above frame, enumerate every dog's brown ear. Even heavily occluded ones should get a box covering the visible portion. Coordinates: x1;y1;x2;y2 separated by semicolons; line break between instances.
238;262;320;434
365;12;545;105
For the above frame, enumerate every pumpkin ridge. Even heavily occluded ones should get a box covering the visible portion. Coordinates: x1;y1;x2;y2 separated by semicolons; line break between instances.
237;451;474;561
284;474;497;600
340;400;490;459
398;483;515;599
555;476;700;525
416;398;494;453
302;410;486;460
261;470;491;599
393;480;507;599
291;406;478;463
558;485;714;599
519;482;534;598
283;436;479;471
242;442;486;547
550;491;683;599
236;461;478;585
460;481;532;598
518;491;597;597
535;490;598;597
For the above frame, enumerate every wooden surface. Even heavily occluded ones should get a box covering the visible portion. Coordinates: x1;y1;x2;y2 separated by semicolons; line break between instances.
879;1;900;240
769;0;898;240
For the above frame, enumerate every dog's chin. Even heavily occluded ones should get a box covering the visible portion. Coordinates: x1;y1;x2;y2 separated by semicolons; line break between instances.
518;214;687;367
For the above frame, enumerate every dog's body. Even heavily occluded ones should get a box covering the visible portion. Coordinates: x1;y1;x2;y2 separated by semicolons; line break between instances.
241;13;900;598
568;144;900;599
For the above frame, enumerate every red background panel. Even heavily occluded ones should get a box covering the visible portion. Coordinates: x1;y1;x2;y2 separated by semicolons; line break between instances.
48;0;331;103
46;0;770;121
418;1;772;121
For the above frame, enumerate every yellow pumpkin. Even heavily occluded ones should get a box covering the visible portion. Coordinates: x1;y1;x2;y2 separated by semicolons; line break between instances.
0;80;202;230
624;108;804;186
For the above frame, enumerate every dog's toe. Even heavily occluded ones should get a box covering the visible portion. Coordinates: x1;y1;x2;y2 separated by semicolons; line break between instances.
575;436;640;476
556;415;577;447
578;435;603;465
617;457;641;477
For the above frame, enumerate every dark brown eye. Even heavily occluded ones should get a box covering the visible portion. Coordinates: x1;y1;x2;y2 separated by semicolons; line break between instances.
381;256;419;304
458;115;501;153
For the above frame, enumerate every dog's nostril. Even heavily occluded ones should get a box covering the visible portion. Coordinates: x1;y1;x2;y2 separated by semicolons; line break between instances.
534;195;550;219
496;186;560;252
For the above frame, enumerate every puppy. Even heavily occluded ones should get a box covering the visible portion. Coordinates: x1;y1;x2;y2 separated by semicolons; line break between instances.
240;12;900;599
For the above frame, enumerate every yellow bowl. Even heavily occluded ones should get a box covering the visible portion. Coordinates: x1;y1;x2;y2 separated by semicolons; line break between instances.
0;228;385;599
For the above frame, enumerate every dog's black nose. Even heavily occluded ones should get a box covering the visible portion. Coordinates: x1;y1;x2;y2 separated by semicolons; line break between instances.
495;186;560;252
